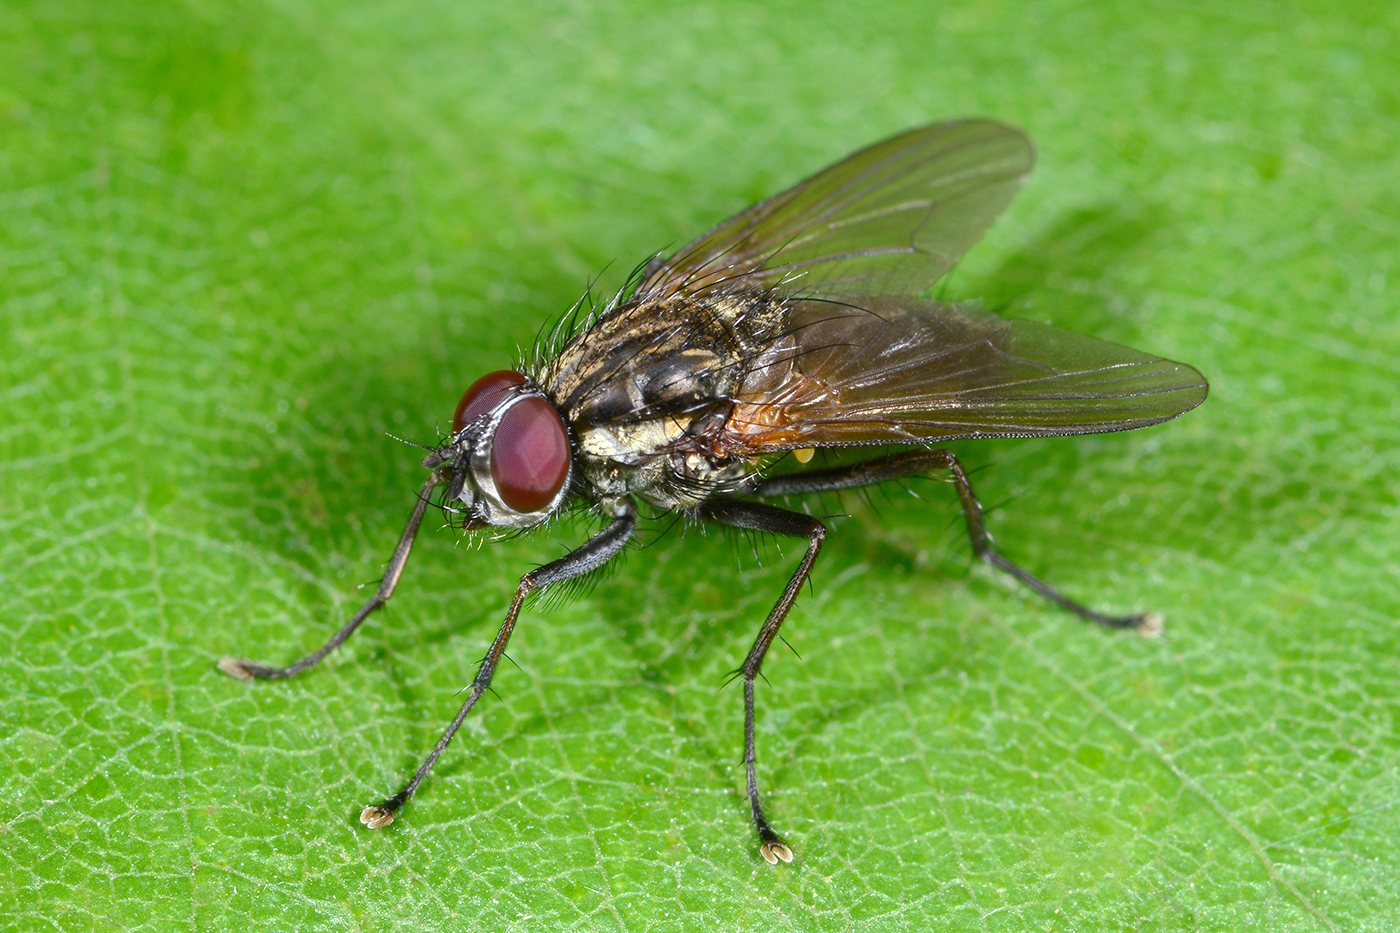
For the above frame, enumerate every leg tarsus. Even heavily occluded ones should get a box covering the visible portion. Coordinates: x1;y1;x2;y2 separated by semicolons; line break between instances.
705;499;824;863
219;470;449;681
746;678;794;864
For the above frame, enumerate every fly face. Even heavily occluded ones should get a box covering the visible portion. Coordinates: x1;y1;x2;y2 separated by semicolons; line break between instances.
222;119;1207;865
421;370;573;529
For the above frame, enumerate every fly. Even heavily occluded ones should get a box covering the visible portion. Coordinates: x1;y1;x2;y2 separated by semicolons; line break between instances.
220;119;1208;864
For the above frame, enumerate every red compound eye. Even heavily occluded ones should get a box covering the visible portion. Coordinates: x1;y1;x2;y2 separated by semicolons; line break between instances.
453;370;526;433
490;396;570;514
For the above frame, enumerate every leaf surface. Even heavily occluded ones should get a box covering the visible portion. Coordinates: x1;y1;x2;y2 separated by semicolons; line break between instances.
3;1;1397;930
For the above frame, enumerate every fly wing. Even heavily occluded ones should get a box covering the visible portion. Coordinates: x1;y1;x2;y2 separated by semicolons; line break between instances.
637;119;1033;301
722;298;1208;451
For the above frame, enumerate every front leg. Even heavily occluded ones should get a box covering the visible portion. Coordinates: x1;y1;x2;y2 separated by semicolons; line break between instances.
755;450;1160;633
701;499;826;865
360;502;637;828
219;469;450;682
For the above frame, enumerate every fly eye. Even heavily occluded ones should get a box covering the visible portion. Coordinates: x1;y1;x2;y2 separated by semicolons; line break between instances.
453;370;527;434
490;396;571;513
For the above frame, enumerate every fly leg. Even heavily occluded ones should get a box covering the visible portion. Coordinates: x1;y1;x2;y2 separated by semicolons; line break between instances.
361;504;636;828
755;450;1160;634
701;499;826;865
218;470;450;681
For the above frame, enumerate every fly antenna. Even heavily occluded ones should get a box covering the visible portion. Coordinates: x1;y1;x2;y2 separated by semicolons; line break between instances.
384;432;438;452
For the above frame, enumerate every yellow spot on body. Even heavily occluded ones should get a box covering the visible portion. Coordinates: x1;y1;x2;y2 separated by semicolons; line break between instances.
793;447;815;464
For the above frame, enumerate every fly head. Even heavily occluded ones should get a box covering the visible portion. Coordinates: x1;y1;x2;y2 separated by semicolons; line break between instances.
422;370;574;529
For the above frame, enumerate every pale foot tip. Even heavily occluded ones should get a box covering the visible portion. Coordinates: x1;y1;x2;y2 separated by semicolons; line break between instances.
360;805;396;829
217;656;256;681
760;841;793;865
1134;612;1165;638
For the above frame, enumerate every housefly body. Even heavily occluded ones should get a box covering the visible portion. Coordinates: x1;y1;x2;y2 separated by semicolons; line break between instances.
220;119;1207;864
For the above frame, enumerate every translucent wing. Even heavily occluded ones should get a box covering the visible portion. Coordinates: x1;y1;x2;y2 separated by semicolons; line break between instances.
637;119;1034;301
614;120;1206;451
720;298;1208;451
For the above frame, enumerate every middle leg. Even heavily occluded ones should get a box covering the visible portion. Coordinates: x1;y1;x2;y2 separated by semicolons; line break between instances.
359;505;637;829
701;498;826;865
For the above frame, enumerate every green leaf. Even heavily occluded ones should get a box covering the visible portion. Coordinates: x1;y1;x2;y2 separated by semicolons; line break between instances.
3;1;1396;930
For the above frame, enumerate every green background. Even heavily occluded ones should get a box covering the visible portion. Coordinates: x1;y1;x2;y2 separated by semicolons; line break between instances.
3;1;1397;930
